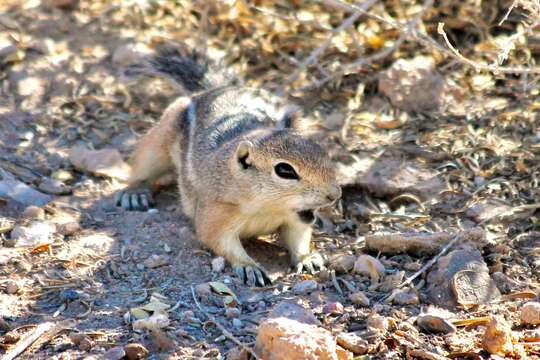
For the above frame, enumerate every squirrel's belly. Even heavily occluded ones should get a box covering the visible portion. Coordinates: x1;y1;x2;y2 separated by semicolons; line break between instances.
239;212;288;239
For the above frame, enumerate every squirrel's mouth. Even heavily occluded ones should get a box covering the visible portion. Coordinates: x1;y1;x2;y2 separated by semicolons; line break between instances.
297;209;316;224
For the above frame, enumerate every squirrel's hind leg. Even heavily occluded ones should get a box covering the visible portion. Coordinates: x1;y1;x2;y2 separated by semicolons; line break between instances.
117;96;191;211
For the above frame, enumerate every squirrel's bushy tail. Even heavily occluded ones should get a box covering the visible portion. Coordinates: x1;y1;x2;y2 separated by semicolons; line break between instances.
124;45;237;92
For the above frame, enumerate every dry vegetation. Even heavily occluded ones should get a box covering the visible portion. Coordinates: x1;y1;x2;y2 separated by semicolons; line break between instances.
1;0;540;359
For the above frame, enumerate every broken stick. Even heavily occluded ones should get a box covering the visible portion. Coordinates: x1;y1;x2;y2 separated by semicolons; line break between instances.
366;228;485;255
3;322;55;360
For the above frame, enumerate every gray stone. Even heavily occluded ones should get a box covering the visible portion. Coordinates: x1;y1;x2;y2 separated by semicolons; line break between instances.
0;180;52;206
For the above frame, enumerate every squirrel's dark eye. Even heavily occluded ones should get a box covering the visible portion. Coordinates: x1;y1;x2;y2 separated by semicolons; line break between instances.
274;162;299;180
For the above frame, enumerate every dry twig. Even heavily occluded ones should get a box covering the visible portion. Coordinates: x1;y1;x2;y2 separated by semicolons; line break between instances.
190;286;260;359
3;322;55;360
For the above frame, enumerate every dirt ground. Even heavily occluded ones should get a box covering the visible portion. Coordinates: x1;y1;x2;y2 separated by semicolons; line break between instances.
1;1;540;359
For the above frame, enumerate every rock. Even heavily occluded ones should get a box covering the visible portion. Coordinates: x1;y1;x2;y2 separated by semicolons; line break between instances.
17;76;50;111
103;346;126;360
79;336;94;351
466;200;512;223
60;289;80;302
0;317;11;332
338;157;444;200
112;43;153;67
492;272;521;294
4;280;19;294
426;248;500;308
336;333;368;355
11;221;55;247
322;302;344;315
124;343;149;360
366;313;388;333
269;301;319;325
0;38;16;61
51;170;75;182
133;311;170;331
143;255;170;269
212;256;226;273
482;317;514;356
21;205;45;220
58;222;80;236
353;255;385;281
225;307;241;319
181;310;195;322
195;283;212;299
336;347;353;360
69;146;130;182
0;180;52;206
45;0;78;9
521;302;540;325
325;111;345;130
416;314;456;334
379;271;404;292
349;291;370;307
392;289;419;305
378;56;451;112
78;233;115;252
255;317;341;360
291;279;318;295
38;178;72;195
328;254;356;273
232;318;243;329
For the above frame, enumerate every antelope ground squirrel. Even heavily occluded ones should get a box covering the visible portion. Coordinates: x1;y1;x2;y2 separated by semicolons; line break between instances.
116;47;341;286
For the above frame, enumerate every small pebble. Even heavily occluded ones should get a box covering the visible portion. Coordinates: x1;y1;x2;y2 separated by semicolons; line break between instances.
38;178;72;195
124;342;149;360
349;291;370;307
195;283;212;299
21;205;45;220
232;318;243;329
337;333;369;355
5;280;19;294
147;208;159;214
354;255;385;280
366;313;388;333
103;346;126;360
181;310;195;322
392;289;419;305
58;222;80;236
225;307;241;319
322;302;344;315
521;302;540;325
136;263;145;271
418;316;456;335
328;254;356;273
60;289;80;302
291;279;318;295
143;254;169;268
211;256;226;273
79;336;94;351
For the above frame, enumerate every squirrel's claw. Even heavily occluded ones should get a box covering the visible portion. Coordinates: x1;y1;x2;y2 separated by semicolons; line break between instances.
233;264;272;287
295;252;326;275
115;187;154;211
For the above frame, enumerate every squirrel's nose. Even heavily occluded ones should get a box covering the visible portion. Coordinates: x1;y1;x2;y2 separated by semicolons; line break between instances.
326;185;342;203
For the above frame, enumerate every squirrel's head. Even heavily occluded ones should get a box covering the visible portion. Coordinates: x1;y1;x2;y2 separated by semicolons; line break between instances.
229;130;341;213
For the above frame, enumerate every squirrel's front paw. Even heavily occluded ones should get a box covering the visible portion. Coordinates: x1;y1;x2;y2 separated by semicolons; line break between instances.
114;186;154;211
233;264;272;287
294;252;326;274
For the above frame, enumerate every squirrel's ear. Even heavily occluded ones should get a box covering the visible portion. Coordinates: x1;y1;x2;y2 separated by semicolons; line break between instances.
235;140;253;169
279;106;304;130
